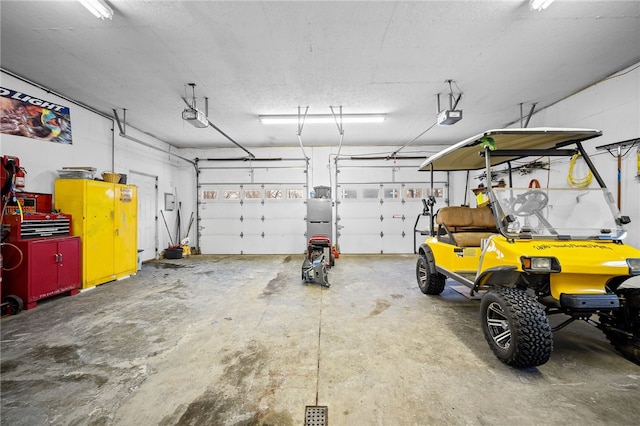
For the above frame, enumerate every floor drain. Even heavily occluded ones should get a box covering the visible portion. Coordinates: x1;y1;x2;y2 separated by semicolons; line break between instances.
305;405;328;426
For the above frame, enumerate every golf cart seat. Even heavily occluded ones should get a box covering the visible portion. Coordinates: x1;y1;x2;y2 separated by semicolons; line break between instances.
436;206;497;247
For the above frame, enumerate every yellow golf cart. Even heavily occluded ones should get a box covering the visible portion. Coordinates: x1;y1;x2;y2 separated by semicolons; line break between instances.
416;128;640;368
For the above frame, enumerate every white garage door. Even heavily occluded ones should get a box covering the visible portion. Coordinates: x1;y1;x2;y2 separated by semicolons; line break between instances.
199;184;306;254
198;164;308;254
337;183;447;254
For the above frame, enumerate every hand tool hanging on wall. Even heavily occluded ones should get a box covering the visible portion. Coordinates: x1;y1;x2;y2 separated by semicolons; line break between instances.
175;201;182;246
185;212;194;240
596;137;640;210
160;210;174;247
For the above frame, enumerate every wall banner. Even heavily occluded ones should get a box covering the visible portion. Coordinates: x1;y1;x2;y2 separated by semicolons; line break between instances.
0;87;72;144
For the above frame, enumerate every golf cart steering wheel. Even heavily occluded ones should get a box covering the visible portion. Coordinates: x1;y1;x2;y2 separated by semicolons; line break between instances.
511;189;549;216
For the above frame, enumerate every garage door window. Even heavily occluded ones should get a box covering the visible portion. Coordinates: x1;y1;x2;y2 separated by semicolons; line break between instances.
287;189;304;199
405;188;422;199
427;187;445;198
363;188;379;199
244;189;262;199
384;188;401;199
202;190;219;200
223;190;240;200
340;189;358;199
265;189;281;199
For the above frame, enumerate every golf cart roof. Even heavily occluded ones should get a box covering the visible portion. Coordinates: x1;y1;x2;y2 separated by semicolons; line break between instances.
419;128;602;171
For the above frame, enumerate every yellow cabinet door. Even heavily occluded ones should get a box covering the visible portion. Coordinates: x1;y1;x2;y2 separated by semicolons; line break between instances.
114;184;138;278
84;180;116;287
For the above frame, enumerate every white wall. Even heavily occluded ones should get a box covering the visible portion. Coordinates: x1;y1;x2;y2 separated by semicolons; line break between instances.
182;143;448;252
1;71;193;257
114;126;197;255
452;62;640;247
183;144;445;191
519;62;639;248
1;73;114;194
4;61;638;251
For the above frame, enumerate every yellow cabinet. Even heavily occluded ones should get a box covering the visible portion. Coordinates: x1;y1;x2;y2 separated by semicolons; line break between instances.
54;179;138;289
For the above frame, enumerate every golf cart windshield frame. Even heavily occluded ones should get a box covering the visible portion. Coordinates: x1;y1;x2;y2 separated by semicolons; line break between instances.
420;128;629;241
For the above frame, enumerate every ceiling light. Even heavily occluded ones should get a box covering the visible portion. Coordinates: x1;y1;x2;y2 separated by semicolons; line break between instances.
529;0;555;11
78;0;114;20
259;114;386;125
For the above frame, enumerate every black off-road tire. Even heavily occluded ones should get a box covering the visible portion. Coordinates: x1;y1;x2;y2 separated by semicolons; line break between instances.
416;253;446;295
599;289;640;365
602;327;640;365
480;287;552;368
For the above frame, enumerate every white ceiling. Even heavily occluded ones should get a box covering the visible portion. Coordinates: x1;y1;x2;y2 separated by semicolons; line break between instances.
1;0;639;153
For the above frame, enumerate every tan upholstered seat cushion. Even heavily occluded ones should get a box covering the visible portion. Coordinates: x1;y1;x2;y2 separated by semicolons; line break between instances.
436;206;473;227
437;206;497;247
453;232;496;247
469;206;495;228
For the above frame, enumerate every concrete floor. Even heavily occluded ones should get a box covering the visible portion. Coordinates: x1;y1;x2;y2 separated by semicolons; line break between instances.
1;254;639;426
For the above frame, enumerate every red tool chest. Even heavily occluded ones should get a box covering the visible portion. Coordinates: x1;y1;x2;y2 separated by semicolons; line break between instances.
1;213;81;311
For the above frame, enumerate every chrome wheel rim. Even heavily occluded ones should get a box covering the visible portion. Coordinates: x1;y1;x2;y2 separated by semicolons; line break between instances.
418;260;427;288
486;301;511;350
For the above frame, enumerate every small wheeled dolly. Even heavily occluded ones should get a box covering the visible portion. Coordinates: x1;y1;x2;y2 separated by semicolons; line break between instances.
302;236;331;287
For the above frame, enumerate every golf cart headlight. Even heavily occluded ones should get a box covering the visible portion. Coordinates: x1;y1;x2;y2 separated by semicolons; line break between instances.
628;258;640;275
521;256;560;272
531;258;551;269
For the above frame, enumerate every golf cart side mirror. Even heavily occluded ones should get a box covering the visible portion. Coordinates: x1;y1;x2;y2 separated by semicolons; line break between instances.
617;216;631;225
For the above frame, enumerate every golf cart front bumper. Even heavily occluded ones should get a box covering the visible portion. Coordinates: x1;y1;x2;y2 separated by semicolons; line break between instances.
560;293;620;311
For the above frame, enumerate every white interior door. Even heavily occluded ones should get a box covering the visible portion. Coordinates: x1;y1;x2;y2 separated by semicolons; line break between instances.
128;171;157;261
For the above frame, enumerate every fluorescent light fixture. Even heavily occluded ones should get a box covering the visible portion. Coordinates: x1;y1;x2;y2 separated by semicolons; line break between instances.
259;114;386;124
78;0;114;20
529;0;555;11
